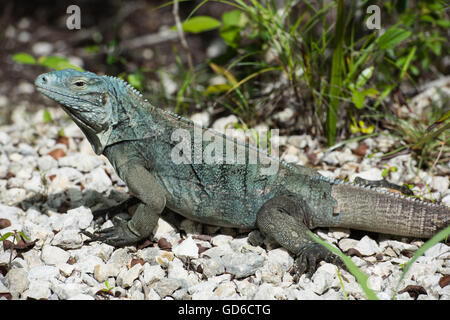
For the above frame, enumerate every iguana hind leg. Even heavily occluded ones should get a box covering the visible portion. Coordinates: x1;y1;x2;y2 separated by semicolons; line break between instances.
256;195;342;276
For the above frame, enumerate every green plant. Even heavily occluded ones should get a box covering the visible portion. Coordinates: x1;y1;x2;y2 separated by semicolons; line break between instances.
0;230;30;270
162;0;447;150
12;53;83;71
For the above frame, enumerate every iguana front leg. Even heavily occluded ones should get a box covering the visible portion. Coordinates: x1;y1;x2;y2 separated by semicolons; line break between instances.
256;195;342;276
83;164;166;246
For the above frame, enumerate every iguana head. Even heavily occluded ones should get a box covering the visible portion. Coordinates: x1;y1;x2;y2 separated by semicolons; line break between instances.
35;68;146;154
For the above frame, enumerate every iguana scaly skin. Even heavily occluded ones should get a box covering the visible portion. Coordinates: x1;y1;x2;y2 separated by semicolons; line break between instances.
35;69;450;275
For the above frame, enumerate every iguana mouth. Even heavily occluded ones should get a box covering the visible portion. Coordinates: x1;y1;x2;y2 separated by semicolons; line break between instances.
36;86;95;130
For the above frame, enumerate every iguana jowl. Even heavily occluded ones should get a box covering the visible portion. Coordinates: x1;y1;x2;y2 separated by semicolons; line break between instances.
35;69;450;275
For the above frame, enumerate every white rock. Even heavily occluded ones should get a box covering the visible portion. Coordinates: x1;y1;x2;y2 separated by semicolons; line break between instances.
142;263;165;285
41;245;70;266
23;280;51;299
257;261;282;285
23;174;44;193
5;269;29;295
51;229;83;249
93;263;122;283
167;257;190;281
191;112;211;127
212;115;239;133
442;194;450;206
328;228;351;240
1;188;27;204
16;82;34;94
129;280;144;300
0;131;11;145
108;248;132;266
52;282;87;300
66;206;93;230
0;204;22;225
47;167;83;183
253;283;286;300
221;252;265;279
28;265;60;281
379;240;418;253
430;176;449;194
211;234;233;247
355;236;381;256
137;247;162;265
74;255;104;274
424;243;450;259
84;167;112;193
58;154;102;172
214;282;236;298
172;236;199;259
117;264;143;288
37;155;58;171
58;263;75;277
372;261;394;278
153;278;183;298
352;168;383;182
147;288;162;300
267;248;293;272
367;275;383;292
407;261;438;277
273;108;295;124
338;238;359;252
153;218;177;239
32;42;53;55
22;249;43;269
311;267;339;295
198;258;225;278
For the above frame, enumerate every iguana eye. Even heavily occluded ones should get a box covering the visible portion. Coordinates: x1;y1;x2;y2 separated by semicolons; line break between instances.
74;80;86;87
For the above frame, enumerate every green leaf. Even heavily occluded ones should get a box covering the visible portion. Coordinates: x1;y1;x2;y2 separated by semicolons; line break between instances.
351;89;365;109
399;46;416;80
0;232;13;241
12;53;36;65
177;16;221;34
222;9;243;26
220;25;241;47
43;109;53;123
18;231;30;240
377;28;411;50
38;56;84;71
203;84;232;96
84;45;100;53
436;19;450;28
127;70;145;91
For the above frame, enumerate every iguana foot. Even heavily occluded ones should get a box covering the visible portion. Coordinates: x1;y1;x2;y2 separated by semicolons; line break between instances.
82;220;143;246
294;242;343;277
92;197;140;218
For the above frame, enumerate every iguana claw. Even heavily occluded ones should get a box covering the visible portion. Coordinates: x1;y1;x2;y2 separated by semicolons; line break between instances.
82;221;143;246
294;243;344;277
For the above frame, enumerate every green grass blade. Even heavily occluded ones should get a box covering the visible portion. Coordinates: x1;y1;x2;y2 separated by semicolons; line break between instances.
308;231;379;300
392;225;450;300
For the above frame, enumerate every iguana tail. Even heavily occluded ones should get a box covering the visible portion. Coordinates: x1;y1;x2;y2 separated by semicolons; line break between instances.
330;183;450;238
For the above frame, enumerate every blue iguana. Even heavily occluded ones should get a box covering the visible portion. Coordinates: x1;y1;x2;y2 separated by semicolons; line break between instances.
34;69;450;275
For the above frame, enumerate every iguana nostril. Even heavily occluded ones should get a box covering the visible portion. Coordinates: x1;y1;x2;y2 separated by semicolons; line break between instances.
41;76;47;84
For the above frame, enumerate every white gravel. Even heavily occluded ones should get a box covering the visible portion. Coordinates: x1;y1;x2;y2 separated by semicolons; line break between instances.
0;97;449;300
